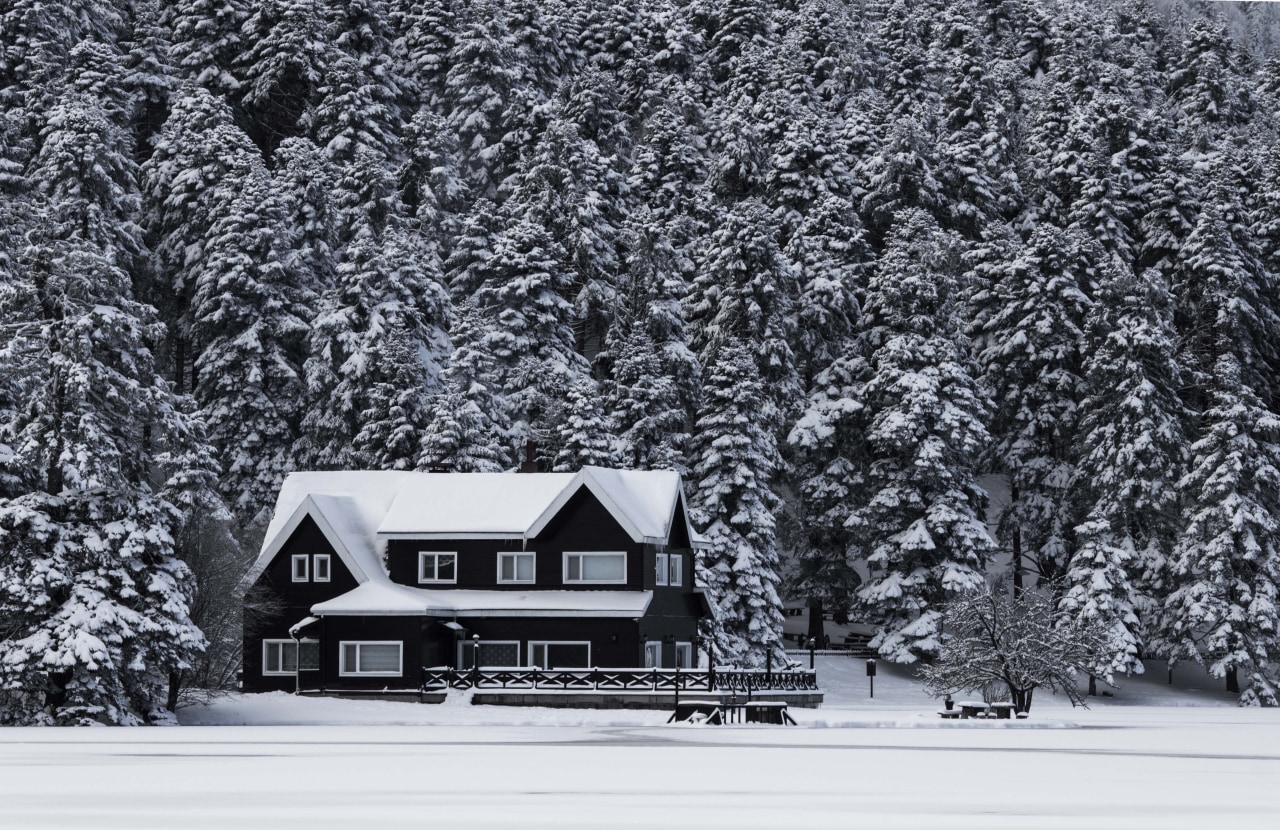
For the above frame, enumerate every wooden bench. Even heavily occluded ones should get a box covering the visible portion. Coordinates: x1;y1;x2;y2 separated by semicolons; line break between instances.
937;709;962;720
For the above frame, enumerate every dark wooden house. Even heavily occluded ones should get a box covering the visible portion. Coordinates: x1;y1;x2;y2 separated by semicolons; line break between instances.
242;468;711;694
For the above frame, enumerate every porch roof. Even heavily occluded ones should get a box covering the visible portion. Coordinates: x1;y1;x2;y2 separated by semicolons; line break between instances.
310;582;654;618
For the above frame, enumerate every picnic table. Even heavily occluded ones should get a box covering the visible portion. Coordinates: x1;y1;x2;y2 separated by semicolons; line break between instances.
944;700;1019;719
670;700;722;724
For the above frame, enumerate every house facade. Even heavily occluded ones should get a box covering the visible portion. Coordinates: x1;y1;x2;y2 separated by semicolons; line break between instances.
241;467;711;694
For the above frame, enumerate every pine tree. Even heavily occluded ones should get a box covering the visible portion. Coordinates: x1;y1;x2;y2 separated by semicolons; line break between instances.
1073;265;1187;621
141;88;258;391
190;154;310;520
475;217;588;447
972;224;1092;588
420;303;512;473
691;339;785;668
688;198;799;416
1160;354;1280;705
850;210;994;663
1061;510;1144;689
604;326;687;472
0;86;204;724
234;0;331;155
442;0;521;197
299;226;448;470
552;378;622;472
163;0;249;96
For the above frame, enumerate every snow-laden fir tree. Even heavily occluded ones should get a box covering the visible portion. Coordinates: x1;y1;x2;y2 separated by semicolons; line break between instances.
605;326;688;472
850;209;994;663
189;149;311;523
552;378;623;472
0;88;204;724
420;302;512;472
475;216;589;457
688;198;799;420
299;224;449;471
971;224;1091;588
691;338;786;669
1159;352;1280;705
1071;264;1187;628
1061;510;1143;692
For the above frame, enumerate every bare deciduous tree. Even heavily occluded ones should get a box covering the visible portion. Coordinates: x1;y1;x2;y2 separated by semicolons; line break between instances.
920;585;1108;713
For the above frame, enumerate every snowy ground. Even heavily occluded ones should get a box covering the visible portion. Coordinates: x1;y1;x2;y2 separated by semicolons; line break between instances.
1;657;1277;829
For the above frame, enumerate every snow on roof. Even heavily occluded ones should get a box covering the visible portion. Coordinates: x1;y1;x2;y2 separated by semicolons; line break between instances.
311;585;653;618
248;467;707;602
246;471;414;586
377;472;576;537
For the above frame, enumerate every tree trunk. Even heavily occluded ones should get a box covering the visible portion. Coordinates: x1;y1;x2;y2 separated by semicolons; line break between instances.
1088;673;1097;697
807;597;824;645
1226;665;1240;694
1011;482;1023;594
1010;685;1035;714
167;670;182;712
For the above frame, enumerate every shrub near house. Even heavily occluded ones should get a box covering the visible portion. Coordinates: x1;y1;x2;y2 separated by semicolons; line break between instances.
242;468;711;694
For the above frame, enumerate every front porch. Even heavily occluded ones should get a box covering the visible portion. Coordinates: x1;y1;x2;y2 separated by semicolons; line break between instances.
293;665;825;709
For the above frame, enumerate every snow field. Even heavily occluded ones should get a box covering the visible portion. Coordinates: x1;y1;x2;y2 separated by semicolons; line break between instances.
1;656;1277;829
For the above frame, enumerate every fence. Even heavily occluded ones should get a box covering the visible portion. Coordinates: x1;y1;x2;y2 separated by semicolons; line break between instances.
419;665;819;693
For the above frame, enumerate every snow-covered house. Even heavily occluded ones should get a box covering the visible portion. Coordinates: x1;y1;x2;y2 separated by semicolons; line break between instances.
242;467;711;694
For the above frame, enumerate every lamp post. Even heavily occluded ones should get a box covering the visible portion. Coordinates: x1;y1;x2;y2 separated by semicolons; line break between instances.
471;634;480;687
808;637;816;671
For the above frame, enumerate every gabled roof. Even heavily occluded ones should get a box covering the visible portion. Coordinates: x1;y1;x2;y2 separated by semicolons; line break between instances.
247;467;708;595
244;471;413;587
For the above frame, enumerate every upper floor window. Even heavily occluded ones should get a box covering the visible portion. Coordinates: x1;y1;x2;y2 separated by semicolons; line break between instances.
314;554;331;582
291;554;309;582
498;552;535;583
564;552;626;584
655;553;669;586
419;552;457;584
668;554;682;587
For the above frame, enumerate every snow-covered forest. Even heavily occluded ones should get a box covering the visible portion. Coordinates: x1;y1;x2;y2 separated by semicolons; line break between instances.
3;0;1280;723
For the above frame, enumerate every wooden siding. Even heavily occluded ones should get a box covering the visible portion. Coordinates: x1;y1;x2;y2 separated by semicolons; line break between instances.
241;515;356;693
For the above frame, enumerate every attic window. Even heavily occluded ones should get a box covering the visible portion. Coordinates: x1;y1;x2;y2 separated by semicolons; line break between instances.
314;554;330;582
291;555;309;582
564;552;626;584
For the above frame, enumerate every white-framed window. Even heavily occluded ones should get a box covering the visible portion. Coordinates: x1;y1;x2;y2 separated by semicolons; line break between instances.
314;554;331;582
339;641;402;677
655;552;668;586
460;640;521;669
291;554;309;582
497;552;535;583
419;551;457;583
529;641;591;669
644;641;662;668
668;554;682;587
563;551;626;584
674;642;693;669
262;639;319;675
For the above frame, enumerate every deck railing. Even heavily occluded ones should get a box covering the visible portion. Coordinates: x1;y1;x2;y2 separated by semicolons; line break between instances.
418;665;819;693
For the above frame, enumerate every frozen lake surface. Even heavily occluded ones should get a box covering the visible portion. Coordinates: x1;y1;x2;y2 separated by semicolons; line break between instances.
1;657;1277;829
